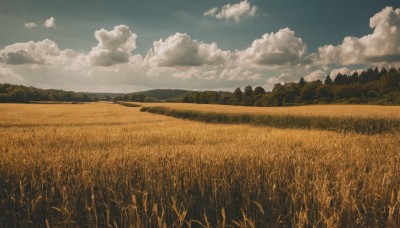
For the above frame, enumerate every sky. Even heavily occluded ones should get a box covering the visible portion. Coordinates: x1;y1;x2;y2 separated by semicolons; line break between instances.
1;0;400;93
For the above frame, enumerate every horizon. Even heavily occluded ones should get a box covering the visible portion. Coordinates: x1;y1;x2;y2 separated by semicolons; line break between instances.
1;1;400;93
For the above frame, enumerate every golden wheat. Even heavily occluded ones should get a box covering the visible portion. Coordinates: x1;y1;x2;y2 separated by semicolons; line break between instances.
0;103;399;227
137;102;400;119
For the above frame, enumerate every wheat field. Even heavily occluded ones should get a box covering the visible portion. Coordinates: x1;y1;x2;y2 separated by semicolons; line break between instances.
1;103;399;227
137;102;400;119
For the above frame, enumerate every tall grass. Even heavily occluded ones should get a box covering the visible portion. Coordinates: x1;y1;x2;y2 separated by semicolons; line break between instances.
0;103;399;227
114;101;142;107
140;106;400;134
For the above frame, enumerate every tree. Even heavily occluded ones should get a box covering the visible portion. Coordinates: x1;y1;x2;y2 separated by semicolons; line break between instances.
334;73;349;85
253;86;266;96
316;85;332;101
301;81;322;102
299;77;305;86
244;85;253;97
379;71;400;93
324;75;333;85
272;83;287;106
233;87;243;101
333;86;361;101
10;88;27;102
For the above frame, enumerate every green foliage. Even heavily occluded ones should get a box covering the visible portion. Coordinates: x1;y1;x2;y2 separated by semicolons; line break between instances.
301;81;322;103
144;97;157;102
114;89;192;102
0;83;98;103
254;86;266;96
114;101;142;107
244;85;253;97
176;67;400;107
233;87;243;101
324;75;333;85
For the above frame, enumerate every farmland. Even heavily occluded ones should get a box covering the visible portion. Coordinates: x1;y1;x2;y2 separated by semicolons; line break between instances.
1;103;400;227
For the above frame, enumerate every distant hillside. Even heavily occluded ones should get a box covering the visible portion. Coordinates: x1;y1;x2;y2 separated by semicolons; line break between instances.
0;83;99;102
178;67;400;106
114;89;192;102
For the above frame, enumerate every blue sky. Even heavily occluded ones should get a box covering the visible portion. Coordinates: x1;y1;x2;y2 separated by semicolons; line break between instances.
1;0;400;92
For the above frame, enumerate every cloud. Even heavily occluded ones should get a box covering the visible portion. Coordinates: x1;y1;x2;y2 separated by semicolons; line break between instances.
24;22;38;28
219;66;262;81
172;68;219;80
145;32;229;67
318;7;400;65
305;70;325;82
43;17;56;28
204;0;257;22
264;72;296;89
88;25;137;66
238;28;307;67
0;66;23;83
0;39;61;65
329;67;351;79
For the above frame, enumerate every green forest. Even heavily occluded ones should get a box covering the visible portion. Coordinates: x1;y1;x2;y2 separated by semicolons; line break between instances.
178;67;400;106
1;67;400;105
0;84;99;102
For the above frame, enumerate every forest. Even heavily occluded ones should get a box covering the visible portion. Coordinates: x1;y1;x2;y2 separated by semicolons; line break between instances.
0;83;99;102
178;67;400;106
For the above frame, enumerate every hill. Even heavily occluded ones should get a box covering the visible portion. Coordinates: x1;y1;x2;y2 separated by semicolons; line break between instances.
113;89;192;102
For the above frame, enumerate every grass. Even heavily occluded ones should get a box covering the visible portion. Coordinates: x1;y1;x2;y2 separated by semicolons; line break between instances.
0;103;399;227
136;102;400;119
140;106;400;134
113;101;143;107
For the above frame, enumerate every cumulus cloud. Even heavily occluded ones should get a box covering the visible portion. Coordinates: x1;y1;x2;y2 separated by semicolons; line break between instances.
88;25;137;66
145;32;229;67
172;68;220;80
329;67;351;79
204;0;257;22
263;72;296;89
24;22;38;28
318;7;400;65
0;66;23;83
43;17;56;28
305;70;325;82
219;66;262;81
0;39;61;65
238;28;307;67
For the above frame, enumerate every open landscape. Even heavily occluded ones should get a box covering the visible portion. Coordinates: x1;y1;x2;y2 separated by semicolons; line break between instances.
1;103;400;227
2;0;400;227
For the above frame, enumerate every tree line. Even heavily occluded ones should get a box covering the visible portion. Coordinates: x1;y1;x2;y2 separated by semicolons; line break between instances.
1;67;399;105
0;83;98;102
179;67;400;106
112;89;191;102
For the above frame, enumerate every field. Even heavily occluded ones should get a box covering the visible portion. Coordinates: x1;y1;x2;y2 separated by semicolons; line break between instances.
136;102;400;118
1;103;400;227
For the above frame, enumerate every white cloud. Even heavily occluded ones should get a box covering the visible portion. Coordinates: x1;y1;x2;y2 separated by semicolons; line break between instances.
329;67;351;79
305;70;325;82
172;68;219;80
238;28;307;67
88;25;137;66
0;39;61;65
219;66;261;81
0;66;23;83
204;7;218;17
263;72;296;90
24;22;38;29
43;17;56;28
145;32;229;67
318;7;400;65
204;0;257;22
